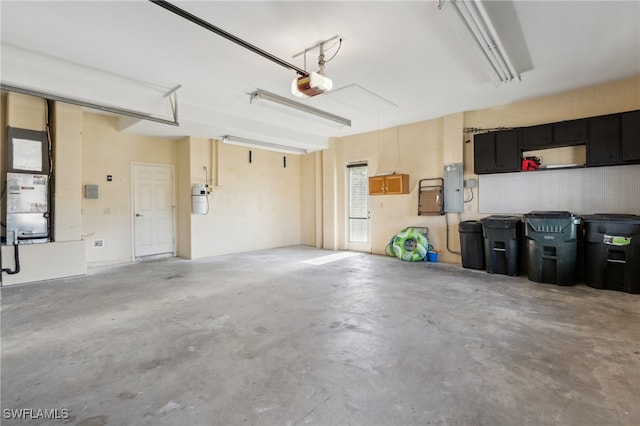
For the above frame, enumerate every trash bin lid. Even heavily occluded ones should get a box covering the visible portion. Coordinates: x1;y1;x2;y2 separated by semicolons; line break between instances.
582;214;640;224
481;215;522;224
525;211;577;218
458;220;483;232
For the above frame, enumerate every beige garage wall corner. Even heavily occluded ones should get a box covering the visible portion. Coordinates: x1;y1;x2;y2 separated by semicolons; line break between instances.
176;136;192;259
300;151;317;247
1;93;7;205
322;138;339;250
81;112;178;267
188;139;302;259
323;119;459;261
53;101;83;242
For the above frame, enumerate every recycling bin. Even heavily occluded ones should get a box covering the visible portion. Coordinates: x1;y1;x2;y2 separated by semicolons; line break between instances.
459;220;485;270
524;211;581;286
481;215;522;276
583;214;640;294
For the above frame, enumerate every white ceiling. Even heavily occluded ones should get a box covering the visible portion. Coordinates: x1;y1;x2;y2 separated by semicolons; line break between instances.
1;1;639;152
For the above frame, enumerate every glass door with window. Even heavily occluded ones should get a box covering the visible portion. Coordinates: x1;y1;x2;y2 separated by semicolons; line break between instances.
346;163;370;252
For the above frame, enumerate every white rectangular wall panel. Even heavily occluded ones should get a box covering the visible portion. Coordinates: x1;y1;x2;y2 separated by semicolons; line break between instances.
478;164;640;215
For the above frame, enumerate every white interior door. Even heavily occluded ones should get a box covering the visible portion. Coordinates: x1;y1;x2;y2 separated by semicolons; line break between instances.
346;163;371;252
133;163;175;257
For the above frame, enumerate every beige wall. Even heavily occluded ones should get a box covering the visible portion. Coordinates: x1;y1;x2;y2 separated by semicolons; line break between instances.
53;102;83;242
180;137;302;258
176;137;192;258
300;152;317;247
321;117;464;262
2;93;305;283
317;76;640;264
464;76;640;130
1;93;6;216
81;117;303;265
81;112;178;266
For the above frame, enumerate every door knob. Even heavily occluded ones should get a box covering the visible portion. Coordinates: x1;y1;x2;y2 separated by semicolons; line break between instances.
136;213;143;217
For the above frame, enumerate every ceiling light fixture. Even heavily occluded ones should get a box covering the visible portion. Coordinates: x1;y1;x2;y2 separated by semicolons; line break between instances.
439;0;520;84
291;36;342;98
249;89;352;128
221;135;308;155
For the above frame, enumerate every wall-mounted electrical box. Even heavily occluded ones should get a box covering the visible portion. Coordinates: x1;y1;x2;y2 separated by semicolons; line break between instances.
444;163;464;213
85;184;99;199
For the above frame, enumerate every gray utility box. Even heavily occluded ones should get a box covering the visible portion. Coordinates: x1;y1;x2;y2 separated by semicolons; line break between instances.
444;163;463;213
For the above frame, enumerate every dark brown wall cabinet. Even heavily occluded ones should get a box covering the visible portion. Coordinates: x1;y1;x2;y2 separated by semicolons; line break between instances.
473;109;639;174
520;119;587;151
554;119;587;144
622;110;640;162
520;125;552;149
473;130;519;174
588;114;620;166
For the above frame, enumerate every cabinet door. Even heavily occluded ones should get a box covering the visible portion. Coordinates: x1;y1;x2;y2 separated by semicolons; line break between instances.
554;119;587;144
622;111;640;161
495;130;520;172
473;132;496;174
521;124;552;149
368;176;386;195
385;174;409;194
588;115;620;166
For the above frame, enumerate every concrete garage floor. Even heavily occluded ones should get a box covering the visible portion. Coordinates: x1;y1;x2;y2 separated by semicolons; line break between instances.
1;246;639;426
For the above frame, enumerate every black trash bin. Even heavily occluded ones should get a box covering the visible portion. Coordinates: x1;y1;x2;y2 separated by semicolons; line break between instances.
459;221;485;270
524;211;581;286
583;214;640;294
481;215;522;276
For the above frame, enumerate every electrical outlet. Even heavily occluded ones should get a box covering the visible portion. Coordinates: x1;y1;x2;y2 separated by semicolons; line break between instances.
92;239;104;248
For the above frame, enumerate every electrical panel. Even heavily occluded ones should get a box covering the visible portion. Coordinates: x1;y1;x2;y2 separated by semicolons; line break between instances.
444;163;464;213
6;173;49;245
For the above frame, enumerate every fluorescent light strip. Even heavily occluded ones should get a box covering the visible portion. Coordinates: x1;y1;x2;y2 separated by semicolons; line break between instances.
441;0;520;84
222;135;308;155
250;89;351;128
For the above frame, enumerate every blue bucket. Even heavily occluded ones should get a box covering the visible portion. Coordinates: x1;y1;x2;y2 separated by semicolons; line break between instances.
427;251;438;262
